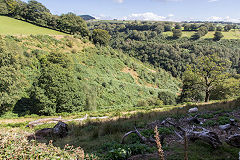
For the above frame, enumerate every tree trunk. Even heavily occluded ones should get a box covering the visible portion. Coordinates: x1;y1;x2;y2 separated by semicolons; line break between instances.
205;91;210;102
205;89;210;102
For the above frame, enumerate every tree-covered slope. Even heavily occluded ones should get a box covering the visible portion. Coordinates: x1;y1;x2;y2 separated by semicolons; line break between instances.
0;35;180;115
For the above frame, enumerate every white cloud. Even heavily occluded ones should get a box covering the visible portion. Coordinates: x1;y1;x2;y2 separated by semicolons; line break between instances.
95;14;113;20
122;12;175;21
207;16;240;23
114;0;124;3
208;0;219;2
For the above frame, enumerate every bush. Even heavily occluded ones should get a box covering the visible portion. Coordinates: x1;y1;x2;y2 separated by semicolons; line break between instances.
158;91;177;105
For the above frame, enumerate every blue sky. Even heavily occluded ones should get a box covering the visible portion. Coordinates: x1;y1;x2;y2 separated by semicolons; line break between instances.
24;0;240;22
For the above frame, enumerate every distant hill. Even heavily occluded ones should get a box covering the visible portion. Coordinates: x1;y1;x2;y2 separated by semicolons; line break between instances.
80;15;95;21
0;16;66;35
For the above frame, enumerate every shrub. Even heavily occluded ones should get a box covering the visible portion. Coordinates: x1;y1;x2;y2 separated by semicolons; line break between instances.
158;91;177;105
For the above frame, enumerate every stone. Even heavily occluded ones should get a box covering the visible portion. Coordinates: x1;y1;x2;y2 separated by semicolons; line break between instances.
35;128;53;137
219;124;231;131
53;121;68;138
188;107;198;113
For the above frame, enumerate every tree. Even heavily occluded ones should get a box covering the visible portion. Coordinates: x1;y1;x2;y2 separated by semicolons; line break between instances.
172;29;182;39
184;24;191;31
191;32;201;40
216;26;223;31
208;24;216;31
0;37;27;114
185;54;231;102
26;0;50;26
213;31;224;41
30;52;84;115
224;25;232;32
0;0;8;15
164;24;172;32
198;26;208;36
180;69;205;102
175;23;181;29
58;13;90;37
92;29;111;45
5;0;18;14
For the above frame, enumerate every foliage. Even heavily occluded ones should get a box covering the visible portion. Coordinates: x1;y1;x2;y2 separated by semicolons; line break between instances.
29;52;84;115
0;130;96;159
210;78;240;100
172;29;182;39
180;68;205;102
158;91;177;105
213;31;224;41
1;0;90;37
0;35;180;115
92;29;111;45
0;0;8;15
182;54;231;102
0;37;27;114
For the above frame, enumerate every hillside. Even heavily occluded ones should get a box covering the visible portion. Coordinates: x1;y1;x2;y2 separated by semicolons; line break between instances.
0;35;180;115
0;16;66;35
80;15;95;21
163;29;240;39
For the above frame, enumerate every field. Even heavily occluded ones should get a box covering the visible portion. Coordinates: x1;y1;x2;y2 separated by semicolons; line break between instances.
1;99;240;159
163;29;240;39
0;16;66;35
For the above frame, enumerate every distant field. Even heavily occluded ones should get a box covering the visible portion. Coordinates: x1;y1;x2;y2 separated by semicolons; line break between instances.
0;16;66;35
163;30;240;39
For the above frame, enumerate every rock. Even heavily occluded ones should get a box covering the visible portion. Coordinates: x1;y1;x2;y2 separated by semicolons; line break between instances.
188;107;198;113
219;124;231;131
35;128;53;137
53;121;68;138
226;134;240;148
230;119;235;125
33;121;68;139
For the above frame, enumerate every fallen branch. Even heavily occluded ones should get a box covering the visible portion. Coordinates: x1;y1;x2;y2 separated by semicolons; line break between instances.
27;114;109;128
163;119;222;148
121;127;163;144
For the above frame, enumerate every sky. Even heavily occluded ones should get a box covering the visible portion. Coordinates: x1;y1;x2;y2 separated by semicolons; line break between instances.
23;0;240;22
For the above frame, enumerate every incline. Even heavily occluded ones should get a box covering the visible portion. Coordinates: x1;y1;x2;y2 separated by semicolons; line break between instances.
0;16;66;35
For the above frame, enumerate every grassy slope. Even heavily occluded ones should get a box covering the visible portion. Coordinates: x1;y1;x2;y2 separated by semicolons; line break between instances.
163;30;240;39
0;16;66;35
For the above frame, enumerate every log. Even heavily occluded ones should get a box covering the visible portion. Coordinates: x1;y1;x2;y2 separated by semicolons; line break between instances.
27;114;109;128
27;117;62;128
187;131;222;148
164;119;222;148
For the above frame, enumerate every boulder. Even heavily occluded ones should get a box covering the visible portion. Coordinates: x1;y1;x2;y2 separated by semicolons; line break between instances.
34;121;68;139
188;107;198;113
35;128;53;137
53;121;68;138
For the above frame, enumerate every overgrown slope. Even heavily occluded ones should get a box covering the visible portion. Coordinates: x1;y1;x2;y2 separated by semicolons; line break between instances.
1;35;180;115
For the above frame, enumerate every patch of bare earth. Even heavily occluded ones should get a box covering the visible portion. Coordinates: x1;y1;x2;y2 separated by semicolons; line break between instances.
122;67;140;85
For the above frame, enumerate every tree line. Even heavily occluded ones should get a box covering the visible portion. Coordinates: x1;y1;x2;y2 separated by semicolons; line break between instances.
0;0;90;37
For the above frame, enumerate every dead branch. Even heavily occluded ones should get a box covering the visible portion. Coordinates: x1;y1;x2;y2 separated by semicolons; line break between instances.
27;114;109;128
121;130;136;144
164;119;222;148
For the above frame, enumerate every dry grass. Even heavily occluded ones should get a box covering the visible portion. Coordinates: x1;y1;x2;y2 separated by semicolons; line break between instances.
155;126;165;160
